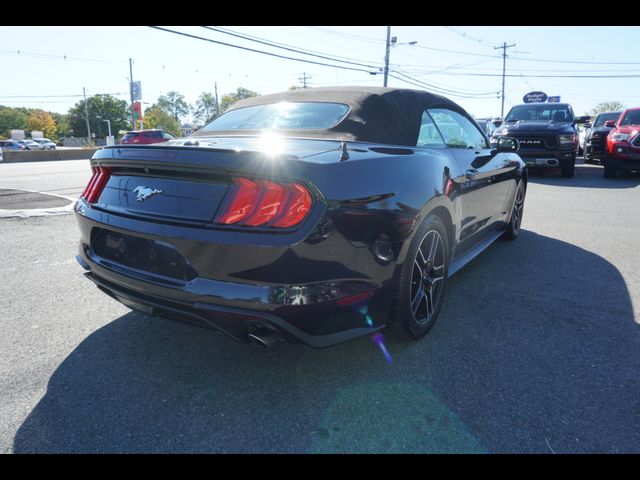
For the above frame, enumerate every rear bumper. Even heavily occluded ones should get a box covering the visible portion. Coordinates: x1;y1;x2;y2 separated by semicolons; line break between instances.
78;260;383;347
75;203;397;347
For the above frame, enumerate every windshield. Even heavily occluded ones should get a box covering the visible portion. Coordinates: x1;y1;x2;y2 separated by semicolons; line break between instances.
505;104;574;123
201;102;350;132
619;110;640;126
594;112;621;127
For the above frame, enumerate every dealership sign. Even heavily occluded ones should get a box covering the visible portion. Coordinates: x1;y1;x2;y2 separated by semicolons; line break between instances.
523;91;548;103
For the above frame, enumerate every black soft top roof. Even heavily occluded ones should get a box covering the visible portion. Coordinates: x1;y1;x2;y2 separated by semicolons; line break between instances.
193;86;466;146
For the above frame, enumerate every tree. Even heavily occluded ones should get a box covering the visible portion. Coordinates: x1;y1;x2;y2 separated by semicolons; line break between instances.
0;106;30;138
27;110;57;139
68;94;129;139
220;87;259;113
51;112;72;139
156;91;191;122
591;101;626;116
143;105;182;137
194;92;218;124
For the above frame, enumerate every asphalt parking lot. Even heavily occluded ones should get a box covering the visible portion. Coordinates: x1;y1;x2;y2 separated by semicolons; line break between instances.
0;159;639;453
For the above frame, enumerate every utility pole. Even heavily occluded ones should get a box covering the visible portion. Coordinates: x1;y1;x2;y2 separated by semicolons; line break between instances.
495;42;516;119
83;87;91;146
214;81;220;118
383;26;391;87
129;58;135;129
298;72;311;89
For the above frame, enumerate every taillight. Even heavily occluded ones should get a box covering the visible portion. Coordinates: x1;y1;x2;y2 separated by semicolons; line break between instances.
244;180;287;226
81;166;112;204
218;177;312;229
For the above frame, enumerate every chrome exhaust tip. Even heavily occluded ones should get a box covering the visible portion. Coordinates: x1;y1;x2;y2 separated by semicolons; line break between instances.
247;328;278;349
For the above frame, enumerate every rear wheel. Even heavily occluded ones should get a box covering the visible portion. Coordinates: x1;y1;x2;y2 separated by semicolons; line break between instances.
501;180;525;240
561;159;575;178
392;215;449;339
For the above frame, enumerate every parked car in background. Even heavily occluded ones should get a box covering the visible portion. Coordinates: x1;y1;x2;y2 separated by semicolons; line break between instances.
32;138;57;150
577;124;589;155
0;140;26;150
584;111;622;164
119;129;177;145
18;139;44;150
603;107;640;178
474;117;498;138
75;86;527;348
491;102;590;177
0;145;3;162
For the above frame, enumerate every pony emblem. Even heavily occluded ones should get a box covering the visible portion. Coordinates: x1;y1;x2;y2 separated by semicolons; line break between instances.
133;186;163;202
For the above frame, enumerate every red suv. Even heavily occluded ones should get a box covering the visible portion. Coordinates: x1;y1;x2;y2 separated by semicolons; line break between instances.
604;107;640;178
119;129;177;145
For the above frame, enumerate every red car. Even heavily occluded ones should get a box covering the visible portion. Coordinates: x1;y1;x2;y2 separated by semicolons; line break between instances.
604;107;640;178
119;129;177;145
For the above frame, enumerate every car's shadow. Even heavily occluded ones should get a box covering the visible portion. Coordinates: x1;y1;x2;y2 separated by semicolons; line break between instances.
527;161;640;188
13;230;640;453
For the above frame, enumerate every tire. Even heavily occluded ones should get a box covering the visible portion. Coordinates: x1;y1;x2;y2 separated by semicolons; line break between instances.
391;214;450;340
560;159;575;178
501;180;525;241
603;154;617;178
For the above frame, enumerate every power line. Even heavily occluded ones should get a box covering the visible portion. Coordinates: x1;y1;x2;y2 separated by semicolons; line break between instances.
208;26;383;67
0;49;123;64
443;26;496;49
304;26;385;44
388;71;498;99
509;55;640;65
149;26;374;74
392;69;497;97
0;92;128;99
202;26;382;69
412;71;640;78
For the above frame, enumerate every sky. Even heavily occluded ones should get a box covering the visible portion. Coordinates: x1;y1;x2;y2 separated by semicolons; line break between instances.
1;26;639;122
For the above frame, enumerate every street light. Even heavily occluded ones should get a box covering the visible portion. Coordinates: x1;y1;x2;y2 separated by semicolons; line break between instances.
96;115;113;145
382;27;417;87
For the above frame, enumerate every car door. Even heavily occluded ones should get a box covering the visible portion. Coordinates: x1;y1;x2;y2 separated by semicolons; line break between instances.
428;107;516;253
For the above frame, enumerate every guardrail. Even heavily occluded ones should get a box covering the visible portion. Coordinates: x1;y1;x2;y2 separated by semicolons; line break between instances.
1;148;100;163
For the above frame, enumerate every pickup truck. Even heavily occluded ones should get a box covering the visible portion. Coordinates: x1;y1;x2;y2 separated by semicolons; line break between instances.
603;107;640;178
490;102;590;177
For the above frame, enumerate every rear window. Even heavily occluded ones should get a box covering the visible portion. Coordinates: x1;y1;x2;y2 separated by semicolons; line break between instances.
201;102;350;132
144;131;163;138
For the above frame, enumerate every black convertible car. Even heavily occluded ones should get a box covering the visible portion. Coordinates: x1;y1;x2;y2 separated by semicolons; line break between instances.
75;87;526;348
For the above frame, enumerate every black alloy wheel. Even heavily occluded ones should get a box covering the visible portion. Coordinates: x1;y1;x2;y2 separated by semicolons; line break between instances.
501;180;525;240
393;215;449;339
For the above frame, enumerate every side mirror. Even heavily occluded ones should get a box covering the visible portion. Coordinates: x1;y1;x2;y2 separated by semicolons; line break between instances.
604;120;616;128
496;136;519;152
492;118;503;127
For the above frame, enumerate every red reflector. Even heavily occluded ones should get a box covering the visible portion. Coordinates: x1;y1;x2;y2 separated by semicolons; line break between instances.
86;167;112;204
272;183;312;228
444;178;455;197
219;178;260;224
337;291;374;307
81;167;98;200
244;180;287;226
